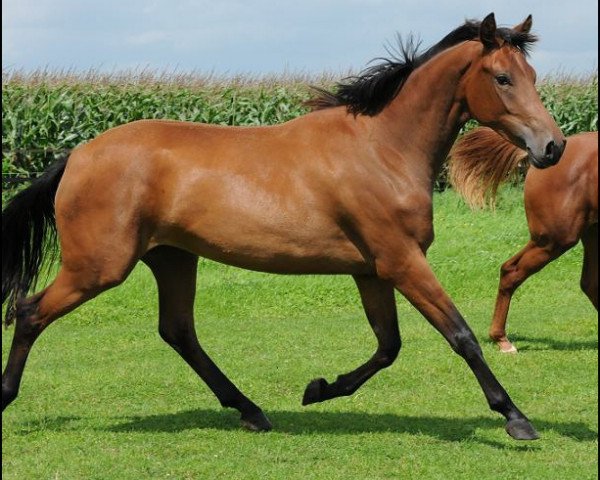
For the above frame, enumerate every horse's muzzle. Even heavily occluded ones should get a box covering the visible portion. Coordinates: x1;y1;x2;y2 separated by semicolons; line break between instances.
528;139;567;169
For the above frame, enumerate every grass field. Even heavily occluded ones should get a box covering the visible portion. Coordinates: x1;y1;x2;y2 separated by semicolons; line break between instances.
2;188;597;480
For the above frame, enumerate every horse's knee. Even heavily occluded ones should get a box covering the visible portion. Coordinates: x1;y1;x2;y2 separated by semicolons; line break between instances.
158;323;179;346
158;319;192;350
450;330;482;361
375;339;401;368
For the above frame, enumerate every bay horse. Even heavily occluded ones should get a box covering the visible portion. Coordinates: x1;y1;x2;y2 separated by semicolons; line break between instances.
450;128;597;353
2;14;565;440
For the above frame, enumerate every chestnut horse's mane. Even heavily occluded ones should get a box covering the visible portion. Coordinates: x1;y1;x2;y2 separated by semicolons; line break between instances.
307;20;537;116
449;127;528;208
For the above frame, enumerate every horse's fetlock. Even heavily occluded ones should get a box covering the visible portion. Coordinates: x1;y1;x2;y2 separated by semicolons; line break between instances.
488;393;511;415
331;376;354;396
339;383;356;396
489;330;505;342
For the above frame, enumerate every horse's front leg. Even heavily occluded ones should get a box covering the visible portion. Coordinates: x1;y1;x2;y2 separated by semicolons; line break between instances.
379;247;539;440
302;275;400;405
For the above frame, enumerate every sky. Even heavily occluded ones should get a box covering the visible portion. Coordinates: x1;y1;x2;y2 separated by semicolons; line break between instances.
2;0;598;79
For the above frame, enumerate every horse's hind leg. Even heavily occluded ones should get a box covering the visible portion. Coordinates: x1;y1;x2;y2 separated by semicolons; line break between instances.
303;275;400;405
490;240;566;353
2;265;130;410
580;224;598;309
142;246;271;432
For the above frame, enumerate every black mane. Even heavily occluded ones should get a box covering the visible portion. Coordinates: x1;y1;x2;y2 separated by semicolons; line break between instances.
307;20;537;116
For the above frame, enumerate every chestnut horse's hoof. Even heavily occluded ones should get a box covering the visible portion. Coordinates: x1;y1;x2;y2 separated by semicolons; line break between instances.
497;340;518;354
240;410;272;432
491;335;518;354
302;378;329;405
505;418;539;440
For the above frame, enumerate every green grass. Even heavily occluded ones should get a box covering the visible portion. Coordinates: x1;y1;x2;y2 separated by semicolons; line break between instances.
2;189;597;479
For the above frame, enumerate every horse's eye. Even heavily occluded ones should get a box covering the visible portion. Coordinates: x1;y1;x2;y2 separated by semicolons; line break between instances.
495;74;512;86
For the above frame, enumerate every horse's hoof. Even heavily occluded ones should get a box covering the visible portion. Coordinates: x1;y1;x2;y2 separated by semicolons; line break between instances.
505;418;539;440
240;410;272;432
494;337;518;354
498;342;518;354
302;378;328;405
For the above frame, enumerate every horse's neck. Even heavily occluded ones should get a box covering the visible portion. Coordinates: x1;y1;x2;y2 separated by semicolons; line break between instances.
373;42;477;183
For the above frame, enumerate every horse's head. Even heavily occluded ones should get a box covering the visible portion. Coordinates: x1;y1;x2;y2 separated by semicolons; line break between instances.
463;13;566;169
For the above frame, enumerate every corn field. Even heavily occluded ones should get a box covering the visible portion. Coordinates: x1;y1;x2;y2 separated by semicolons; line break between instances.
2;71;597;189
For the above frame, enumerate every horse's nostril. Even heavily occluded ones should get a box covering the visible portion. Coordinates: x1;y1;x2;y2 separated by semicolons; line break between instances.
545;141;555;157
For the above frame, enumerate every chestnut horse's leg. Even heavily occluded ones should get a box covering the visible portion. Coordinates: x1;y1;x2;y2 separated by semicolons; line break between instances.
387;250;538;440
580;224;598;309
490;241;568;353
142;246;271;432
302;275;400;405
2;266;127;410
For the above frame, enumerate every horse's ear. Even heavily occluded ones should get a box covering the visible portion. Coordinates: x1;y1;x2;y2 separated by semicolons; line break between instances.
480;12;499;49
513;14;533;33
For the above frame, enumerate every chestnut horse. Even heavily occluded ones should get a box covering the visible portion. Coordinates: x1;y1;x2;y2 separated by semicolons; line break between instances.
450;128;597;352
2;14;565;440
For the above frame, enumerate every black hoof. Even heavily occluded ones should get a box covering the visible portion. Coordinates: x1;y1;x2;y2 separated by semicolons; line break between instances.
302;378;329;405
505;418;539;440
240;410;272;432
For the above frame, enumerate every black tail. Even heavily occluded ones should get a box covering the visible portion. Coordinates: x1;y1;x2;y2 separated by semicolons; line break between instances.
2;155;69;326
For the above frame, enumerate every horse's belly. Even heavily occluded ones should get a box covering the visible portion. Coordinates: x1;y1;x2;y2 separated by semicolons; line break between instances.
192;244;369;275
149;217;371;275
